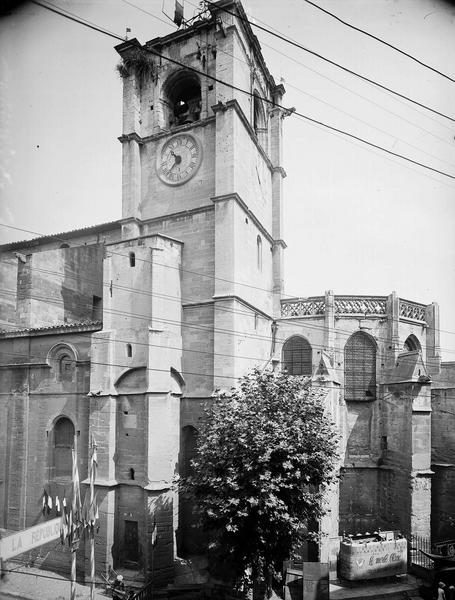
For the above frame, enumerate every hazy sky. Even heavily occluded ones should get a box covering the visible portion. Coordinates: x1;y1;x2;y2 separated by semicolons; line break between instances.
0;0;454;358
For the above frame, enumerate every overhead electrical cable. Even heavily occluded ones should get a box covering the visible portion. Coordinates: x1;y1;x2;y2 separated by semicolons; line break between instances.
2;221;454;345
2;273;454;365
259;39;455;149
201;36;455;169
163;0;455;163
119;0;176;28
204;0;455;123
30;0;455;181
185;0;455;134
186;0;455;134
302;0;455;84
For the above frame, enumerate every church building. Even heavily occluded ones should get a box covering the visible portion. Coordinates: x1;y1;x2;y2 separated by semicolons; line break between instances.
0;0;454;586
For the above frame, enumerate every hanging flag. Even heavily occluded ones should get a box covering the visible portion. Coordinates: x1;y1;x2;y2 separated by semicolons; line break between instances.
60;508;68;545
70;438;82;549
174;0;184;26
72;446;82;520
87;436;99;536
56;496;61;515
42;490;47;516
47;494;53;514
151;520;158;547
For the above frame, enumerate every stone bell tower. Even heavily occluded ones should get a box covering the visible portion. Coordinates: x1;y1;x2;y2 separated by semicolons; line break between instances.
88;0;288;584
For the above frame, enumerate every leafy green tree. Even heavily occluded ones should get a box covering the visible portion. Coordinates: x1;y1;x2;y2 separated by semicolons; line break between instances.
181;369;339;596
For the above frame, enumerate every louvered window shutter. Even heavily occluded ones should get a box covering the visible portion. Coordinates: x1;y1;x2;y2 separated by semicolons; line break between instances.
344;333;376;401
282;336;313;376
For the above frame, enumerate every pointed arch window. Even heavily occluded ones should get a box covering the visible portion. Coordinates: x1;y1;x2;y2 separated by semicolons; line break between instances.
282;336;313;376
253;90;268;150
344;332;377;401
403;334;420;352
53;417;74;477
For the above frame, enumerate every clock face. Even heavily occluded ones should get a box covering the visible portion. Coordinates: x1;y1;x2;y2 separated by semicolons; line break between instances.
157;133;202;185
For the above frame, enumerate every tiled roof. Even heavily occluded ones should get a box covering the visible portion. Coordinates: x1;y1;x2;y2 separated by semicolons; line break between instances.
0;221;121;251
0;321;103;338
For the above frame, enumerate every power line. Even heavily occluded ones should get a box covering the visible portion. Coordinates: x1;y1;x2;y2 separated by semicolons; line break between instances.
205;0;455;123
29;0;455;181
2;236;453;349
302;0;455;84
2;340;454;393
1;220;454;345
212;42;455;170
119;0;176;29
164;0;455;170
30;0;124;41
259;39;455;150
185;0;455;136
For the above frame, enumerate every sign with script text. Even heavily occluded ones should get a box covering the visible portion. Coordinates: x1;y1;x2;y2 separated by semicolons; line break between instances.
0;518;60;560
340;538;407;580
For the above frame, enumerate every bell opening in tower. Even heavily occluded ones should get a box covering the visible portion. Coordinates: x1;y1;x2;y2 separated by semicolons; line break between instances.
164;70;201;127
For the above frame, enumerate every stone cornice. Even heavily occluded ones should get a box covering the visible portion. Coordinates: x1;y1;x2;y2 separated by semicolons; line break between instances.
212;99;275;172
118;117;216;146
273;239;287;250
211;192;274;245
138;204;214;229
212;294;272;321
272;166;287;178
0;362;50;370
183;295;273;321
117;132;143;145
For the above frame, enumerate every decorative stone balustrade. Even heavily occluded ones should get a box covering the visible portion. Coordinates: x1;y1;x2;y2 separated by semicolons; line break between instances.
335;296;387;316
280;297;325;318
280;295;428;324
399;299;427;323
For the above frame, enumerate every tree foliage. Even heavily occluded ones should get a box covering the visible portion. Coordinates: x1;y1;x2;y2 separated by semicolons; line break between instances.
181;369;339;593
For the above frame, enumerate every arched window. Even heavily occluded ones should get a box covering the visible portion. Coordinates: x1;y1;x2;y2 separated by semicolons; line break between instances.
129;252;136;267
48;343;77;383
59;354;75;382
282;336;313;376
344;332;377;401
257;235;262;270
54;417;74;477
253;91;264;134
164;70;201;127
403;334;420;352
253;90;267;149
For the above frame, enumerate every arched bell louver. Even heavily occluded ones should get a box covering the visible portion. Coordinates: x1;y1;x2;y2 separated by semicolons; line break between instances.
282;336;313;376
344;332;377;401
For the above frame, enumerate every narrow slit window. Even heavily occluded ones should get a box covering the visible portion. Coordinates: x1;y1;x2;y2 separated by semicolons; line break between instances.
129;252;135;267
126;344;132;357
257;235;262;271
